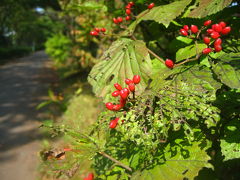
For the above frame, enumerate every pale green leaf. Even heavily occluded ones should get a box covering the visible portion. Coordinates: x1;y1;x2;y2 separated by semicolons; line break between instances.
88;38;152;102
123;0;192;35
187;0;233;18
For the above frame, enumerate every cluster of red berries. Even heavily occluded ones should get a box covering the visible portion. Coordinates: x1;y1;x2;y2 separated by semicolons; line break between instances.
90;27;106;36
106;75;141;129
202;20;231;54
180;24;199;36
179;20;231;54
83;173;94;180
113;2;134;24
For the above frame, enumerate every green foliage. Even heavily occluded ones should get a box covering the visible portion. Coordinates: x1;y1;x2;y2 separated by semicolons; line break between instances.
186;0;233;18
45;34;72;65
212;52;240;89
43;0;240;179
220;118;240;161
88;38;152;102
176;43;207;62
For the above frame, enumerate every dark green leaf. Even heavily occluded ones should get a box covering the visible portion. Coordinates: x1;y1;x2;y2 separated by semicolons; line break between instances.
212;52;240;89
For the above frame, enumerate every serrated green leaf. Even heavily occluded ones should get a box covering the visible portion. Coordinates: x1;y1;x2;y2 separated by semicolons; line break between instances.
212;52;240;89
132;140;212;180
140;0;192;27
123;0;191;35
220;118;240;161
187;0;232;18
88;38;152;102
176;43;207;62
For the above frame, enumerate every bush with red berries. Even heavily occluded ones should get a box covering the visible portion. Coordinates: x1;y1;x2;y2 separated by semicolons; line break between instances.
43;1;240;180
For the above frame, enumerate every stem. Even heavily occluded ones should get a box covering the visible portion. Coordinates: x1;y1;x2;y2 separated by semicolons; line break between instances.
133;91;135;100
98;151;132;172
147;48;165;64
174;56;200;67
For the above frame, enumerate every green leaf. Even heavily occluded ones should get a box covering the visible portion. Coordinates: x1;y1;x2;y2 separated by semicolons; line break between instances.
36;100;52;110
220;118;240;161
132;140;212;180
212;52;240;89
123;0;192;34
88;38;152;101
187;0;233;18
140;0;192;27
176;43;207;62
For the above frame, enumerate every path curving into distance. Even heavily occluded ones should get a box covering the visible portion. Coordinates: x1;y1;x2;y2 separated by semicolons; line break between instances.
0;51;57;180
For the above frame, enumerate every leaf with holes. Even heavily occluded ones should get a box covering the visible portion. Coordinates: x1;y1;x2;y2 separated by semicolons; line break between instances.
187;0;233;18
131;139;212;180
88;38;152;102
212;52;240;89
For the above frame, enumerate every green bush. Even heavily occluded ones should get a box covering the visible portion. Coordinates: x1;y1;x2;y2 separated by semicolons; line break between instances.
45;34;72;65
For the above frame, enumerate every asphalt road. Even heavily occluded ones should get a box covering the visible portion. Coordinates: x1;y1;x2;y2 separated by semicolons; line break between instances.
0;51;56;180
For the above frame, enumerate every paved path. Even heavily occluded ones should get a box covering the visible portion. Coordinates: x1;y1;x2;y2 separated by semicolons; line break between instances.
0;51;57;180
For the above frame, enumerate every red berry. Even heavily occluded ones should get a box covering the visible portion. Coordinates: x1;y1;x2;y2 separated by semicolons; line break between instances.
219;21;226;28
128;2;134;6
125;78;133;85
94;28;100;32
106;102;114;110
90;31;98;36
120;89;128;99
165;59;174;69
122;88;130;94
120;98;126;107
207;29;214;34
133;75;141;84
114;83;122;91
125;4;131;9
113;104;122;111
190;25;198;34
88;173;94;180
204;20;212;26
125;16;131;21
109;119;118;128
214;38;222;46
211;32;220;39
128;83;135;92
212;24;222;33
101;28;106;32
214;45;222;52
113;18;118;24
221;26;231;35
117;17;123;23
183;25;189;31
126;9;131;15
112;91;120;97
148;3;155;9
202;48;212;55
180;29;188;36
203;37;211;44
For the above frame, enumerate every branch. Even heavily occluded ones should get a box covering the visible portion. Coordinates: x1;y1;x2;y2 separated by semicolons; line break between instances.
147;48;165;64
99;151;132;172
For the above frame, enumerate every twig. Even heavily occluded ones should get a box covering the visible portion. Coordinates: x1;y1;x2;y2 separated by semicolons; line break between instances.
147;48;165;64
174;55;200;67
98;151;132;172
